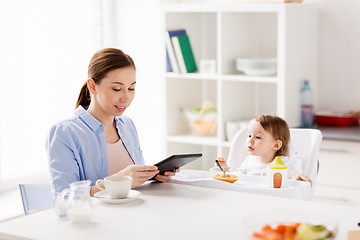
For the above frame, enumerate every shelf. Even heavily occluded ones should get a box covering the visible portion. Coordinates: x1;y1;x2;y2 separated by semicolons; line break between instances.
163;3;318;169
166;73;278;83
222;74;278;83
167;135;233;149
163;3;299;13
167;135;219;146
165;73;217;80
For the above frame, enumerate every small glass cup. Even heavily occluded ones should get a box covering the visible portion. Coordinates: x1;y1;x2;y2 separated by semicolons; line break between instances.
54;192;67;218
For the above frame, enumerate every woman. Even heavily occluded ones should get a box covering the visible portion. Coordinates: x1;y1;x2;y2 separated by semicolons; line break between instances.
46;48;177;196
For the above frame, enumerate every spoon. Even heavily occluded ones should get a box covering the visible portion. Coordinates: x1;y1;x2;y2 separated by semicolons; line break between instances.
215;159;226;176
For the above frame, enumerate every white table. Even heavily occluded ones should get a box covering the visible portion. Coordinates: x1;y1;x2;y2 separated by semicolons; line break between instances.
0;182;358;240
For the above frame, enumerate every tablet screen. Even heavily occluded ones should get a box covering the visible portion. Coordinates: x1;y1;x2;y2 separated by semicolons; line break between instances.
154;153;202;175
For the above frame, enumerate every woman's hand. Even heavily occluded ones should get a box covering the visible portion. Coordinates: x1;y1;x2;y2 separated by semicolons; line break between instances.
155;168;180;182
113;165;159;188
296;174;313;187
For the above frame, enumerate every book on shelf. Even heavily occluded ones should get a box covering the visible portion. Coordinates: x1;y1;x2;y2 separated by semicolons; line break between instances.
164;29;187;73
171;36;187;74
171;35;197;73
165;49;173;72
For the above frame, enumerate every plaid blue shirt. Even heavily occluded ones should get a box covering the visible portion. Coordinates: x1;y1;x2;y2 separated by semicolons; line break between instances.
46;106;144;194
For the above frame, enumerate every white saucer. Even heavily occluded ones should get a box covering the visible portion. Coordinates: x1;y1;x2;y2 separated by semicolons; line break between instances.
93;190;141;204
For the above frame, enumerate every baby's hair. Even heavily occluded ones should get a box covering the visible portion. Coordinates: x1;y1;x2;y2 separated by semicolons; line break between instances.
255;114;290;156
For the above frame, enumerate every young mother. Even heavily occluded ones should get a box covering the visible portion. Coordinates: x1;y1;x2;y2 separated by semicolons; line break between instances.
46;48;177;196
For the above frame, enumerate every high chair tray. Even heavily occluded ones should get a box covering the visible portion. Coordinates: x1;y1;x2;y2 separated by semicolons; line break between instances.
170;170;311;200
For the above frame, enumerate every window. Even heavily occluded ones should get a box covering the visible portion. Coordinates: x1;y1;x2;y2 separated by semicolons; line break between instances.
0;0;102;185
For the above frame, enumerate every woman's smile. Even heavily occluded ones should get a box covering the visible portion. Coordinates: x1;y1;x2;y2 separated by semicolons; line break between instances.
115;105;126;112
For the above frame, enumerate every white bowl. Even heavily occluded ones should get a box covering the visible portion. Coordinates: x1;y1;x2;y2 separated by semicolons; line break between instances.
236;58;277;76
183;108;217;136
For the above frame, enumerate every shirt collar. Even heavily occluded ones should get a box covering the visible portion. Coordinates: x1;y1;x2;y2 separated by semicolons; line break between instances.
75;106;125;131
115;116;124;125
75;106;103;131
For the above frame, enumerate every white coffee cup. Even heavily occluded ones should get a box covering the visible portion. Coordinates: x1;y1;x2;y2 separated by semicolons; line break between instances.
95;175;132;199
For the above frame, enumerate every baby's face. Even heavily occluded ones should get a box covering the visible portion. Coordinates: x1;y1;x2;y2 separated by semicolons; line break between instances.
245;119;278;160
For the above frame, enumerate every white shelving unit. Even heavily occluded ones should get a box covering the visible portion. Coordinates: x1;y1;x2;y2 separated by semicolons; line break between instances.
162;3;318;170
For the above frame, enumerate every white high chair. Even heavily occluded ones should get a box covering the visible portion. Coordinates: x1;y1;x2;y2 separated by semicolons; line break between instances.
227;127;323;199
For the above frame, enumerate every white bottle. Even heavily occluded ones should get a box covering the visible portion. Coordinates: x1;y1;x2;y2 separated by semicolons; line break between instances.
300;80;314;128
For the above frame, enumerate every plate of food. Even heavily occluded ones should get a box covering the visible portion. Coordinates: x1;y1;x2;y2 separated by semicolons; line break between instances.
242;211;338;240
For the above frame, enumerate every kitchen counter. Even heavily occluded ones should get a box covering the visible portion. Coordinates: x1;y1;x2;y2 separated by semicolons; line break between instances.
314;125;360;142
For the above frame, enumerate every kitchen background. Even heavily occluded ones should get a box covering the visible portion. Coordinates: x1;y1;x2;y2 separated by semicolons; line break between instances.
112;0;360;162
0;0;359;220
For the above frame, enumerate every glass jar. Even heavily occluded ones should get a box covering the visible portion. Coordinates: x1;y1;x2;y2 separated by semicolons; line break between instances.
62;180;93;224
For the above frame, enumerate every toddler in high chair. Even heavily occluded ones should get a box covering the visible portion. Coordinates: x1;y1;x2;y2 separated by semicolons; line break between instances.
217;114;312;186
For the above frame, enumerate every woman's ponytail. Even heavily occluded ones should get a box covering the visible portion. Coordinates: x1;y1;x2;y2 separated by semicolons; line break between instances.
75;82;90;110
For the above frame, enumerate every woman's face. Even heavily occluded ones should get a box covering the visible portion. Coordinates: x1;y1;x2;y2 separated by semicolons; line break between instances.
93;67;136;117
246;119;280;160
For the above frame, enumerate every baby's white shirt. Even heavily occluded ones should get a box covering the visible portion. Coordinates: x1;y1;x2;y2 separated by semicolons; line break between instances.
239;155;303;179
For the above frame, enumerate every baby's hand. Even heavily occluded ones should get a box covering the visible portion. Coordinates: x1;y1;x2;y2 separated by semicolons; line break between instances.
215;157;228;167
296;174;313;187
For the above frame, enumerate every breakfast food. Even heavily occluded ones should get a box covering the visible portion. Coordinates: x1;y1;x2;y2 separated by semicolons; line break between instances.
212;173;238;183
252;222;334;240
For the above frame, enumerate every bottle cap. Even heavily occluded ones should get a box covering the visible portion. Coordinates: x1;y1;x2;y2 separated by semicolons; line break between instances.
268;156;288;169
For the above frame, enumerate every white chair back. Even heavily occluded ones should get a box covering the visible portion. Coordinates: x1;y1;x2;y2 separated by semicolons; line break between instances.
288;128;323;187
19;183;54;215
227;127;249;169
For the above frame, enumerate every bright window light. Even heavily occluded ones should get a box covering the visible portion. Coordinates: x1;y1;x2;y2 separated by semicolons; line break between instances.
0;0;102;182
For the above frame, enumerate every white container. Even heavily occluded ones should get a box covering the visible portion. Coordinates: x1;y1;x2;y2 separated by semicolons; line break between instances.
199;59;216;74
265;156;288;188
184;108;217;136
235;58;277;76
266;168;288;188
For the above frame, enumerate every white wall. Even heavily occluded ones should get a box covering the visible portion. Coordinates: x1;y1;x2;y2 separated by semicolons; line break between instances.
306;0;360;112
102;0;165;164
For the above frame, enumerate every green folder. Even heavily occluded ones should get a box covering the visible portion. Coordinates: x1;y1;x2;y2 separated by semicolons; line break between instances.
177;35;197;73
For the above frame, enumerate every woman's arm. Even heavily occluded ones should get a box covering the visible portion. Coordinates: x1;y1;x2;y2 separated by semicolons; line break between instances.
46;124;82;194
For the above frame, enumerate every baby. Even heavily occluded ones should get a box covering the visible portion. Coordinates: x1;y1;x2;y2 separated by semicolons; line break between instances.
218;114;312;186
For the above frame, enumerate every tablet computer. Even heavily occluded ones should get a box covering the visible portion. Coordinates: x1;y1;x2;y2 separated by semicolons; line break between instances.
153;153;202;176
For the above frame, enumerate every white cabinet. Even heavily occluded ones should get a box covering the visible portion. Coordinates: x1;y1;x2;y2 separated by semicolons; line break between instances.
313;139;360;206
162;3;318;170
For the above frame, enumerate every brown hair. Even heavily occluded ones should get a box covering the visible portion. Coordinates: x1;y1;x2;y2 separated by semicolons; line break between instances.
255;114;290;157
75;48;136;109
